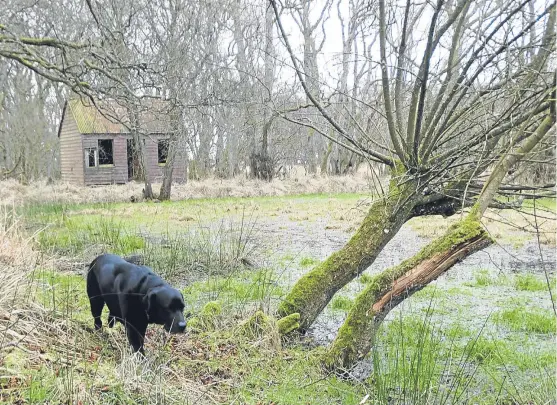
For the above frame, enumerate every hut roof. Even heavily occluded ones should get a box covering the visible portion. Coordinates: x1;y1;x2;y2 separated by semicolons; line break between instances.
58;97;174;136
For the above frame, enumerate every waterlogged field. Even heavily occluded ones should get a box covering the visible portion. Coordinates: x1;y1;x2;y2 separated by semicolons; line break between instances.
1;192;555;404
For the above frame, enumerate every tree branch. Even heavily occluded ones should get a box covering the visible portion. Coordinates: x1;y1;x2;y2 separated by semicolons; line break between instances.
270;0;394;166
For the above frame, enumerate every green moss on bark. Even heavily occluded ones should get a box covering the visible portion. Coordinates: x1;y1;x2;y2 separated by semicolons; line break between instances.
278;164;417;330
277;313;300;335
325;213;492;369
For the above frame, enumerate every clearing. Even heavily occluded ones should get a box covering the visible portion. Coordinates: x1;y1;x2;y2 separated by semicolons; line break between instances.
1;190;555;404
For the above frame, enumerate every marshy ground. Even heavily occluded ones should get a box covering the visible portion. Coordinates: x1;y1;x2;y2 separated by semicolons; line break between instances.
0;182;555;404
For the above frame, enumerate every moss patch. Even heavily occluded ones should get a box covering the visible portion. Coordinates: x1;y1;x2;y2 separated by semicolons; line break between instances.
277;313;300;335
238;310;281;351
299;257;320;268
358;273;373;284
187;301;223;332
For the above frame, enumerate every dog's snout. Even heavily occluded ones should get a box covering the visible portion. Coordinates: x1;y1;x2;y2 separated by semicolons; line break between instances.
166;319;186;333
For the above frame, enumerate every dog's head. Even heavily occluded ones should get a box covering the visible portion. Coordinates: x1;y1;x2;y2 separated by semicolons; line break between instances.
143;286;188;333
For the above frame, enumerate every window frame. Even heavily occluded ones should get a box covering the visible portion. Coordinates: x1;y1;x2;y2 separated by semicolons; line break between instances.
85;148;98;168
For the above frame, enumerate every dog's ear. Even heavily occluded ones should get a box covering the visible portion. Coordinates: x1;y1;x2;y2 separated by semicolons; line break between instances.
142;291;157;320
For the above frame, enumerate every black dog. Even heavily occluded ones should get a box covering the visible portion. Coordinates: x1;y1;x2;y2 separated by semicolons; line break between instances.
86;253;187;353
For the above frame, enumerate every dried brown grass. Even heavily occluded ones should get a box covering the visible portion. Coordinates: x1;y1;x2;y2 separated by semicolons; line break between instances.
0;173;377;206
0;207;39;316
0;208;210;404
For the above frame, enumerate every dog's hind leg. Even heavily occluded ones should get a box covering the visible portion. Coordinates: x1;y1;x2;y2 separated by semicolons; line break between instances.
87;270;104;330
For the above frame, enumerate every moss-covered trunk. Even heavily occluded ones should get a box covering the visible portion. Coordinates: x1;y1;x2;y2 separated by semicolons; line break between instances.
278;167;418;331
324;212;493;370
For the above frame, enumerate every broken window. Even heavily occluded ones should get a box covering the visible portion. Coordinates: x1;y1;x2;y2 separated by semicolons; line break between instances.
98;139;114;165
85;148;98;167
158;139;169;165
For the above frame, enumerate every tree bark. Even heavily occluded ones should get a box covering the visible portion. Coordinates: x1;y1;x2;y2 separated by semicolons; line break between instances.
137;136;154;199
159;136;178;200
278;165;419;330
128;106;154;200
261;2;275;165
321;140;333;174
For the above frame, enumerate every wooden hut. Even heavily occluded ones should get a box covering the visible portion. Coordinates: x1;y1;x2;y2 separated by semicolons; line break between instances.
57;98;186;185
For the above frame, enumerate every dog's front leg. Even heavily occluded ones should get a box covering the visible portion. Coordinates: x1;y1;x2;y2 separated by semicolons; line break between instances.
125;321;147;354
119;293;147;353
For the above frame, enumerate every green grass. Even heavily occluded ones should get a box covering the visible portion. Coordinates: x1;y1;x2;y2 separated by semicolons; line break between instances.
7;264;556;405
413;285;449;300
467;337;508;363
239;348;364;404
37;216;145;256
471;269;492;286
523;197;556;211
373;307;556;404
373;310;478;404
5;264;363;404
34;210;255;282
299;256;320;268
7;195;556;404
20;192;365;226
444;324;471;340
330;295;353;311
465;269;555;292
464;269;509;287
182;268;284;312
280;253;295;262
445;286;474;296
494;306;556;333
33;269;91;324
514;273;548;292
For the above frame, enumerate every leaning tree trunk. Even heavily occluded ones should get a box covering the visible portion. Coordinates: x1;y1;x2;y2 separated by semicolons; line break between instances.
324;114;554;371
324;212;492;369
278;165;419;330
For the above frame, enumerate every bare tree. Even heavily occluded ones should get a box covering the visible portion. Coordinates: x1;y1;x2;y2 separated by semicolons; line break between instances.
271;0;555;340
326;113;555;369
